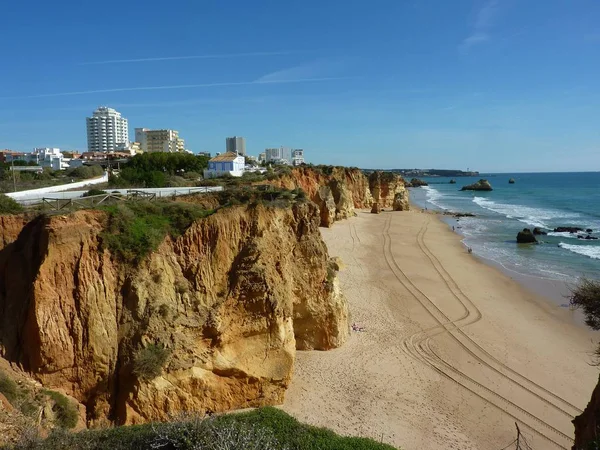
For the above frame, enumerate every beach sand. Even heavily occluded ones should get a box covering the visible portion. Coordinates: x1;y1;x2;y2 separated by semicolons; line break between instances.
282;209;599;450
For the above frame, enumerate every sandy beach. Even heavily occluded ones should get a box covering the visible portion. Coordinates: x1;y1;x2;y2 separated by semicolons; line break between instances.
282;209;599;450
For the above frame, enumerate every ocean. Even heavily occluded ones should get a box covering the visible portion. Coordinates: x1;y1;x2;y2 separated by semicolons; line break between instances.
409;172;600;283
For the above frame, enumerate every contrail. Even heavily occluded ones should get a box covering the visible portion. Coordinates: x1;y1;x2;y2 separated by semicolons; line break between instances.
78;51;300;65
0;77;353;100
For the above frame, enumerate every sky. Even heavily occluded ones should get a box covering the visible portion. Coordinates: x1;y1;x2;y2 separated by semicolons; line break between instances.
1;0;599;172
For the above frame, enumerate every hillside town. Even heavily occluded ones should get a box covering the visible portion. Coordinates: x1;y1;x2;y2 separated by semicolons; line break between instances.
0;106;306;179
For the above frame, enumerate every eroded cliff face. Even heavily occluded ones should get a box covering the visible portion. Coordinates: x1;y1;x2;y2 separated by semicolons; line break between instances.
265;167;408;227
573;375;600;449
368;171;410;212
0;201;349;425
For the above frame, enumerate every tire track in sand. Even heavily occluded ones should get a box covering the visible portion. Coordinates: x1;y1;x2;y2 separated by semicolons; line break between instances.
381;214;573;449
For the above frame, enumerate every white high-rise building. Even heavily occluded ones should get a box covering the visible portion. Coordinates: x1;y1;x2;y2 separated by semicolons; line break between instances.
226;136;246;155
86;107;129;152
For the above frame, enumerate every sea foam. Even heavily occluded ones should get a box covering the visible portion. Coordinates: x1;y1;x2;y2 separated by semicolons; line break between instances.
558;242;600;260
472;197;580;229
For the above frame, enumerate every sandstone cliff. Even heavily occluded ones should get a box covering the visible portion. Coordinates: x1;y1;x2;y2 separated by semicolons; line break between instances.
263;166;409;227
573;374;600;449
0;200;349;426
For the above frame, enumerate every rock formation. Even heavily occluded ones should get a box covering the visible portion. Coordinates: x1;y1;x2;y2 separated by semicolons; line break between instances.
508;178;515;184
407;178;428;187
368;171;409;212
0;200;349;426
460;179;493;191
265;167;409;226
449;179;457;184
532;227;547;235
573;375;600;450
554;227;584;233
516;228;537;243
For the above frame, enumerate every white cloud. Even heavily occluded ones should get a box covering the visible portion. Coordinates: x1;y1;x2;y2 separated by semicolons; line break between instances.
460;0;500;52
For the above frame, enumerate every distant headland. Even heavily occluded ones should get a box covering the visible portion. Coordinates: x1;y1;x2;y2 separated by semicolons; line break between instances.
364;168;479;177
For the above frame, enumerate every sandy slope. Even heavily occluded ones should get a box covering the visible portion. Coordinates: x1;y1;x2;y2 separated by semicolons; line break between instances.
282;210;599;450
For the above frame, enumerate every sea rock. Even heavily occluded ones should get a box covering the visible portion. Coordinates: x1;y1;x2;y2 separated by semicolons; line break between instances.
586;229;593;233
508;178;515;184
554;227;583;233
585;235;599;240
516;228;537;243
407;178;428;187
0;203;350;425
444;212;476;218
532;227;547;235
460;179;493;191
371;202;381;214
449;179;457;184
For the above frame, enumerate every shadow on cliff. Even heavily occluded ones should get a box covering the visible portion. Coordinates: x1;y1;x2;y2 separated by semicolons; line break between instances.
0;214;49;367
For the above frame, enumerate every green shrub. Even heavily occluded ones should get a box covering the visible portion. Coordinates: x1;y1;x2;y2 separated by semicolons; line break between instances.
9;407;397;449
569;278;600;330
100;201;213;263
43;390;79;429
82;189;107;197
108;153;210;189
214;407;396;450
0;371;19;404
66;165;104;179
569;278;600;364
133;344;171;381
0;193;23;214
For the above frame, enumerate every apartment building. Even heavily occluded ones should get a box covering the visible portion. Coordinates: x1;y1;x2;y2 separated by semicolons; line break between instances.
135;128;185;153
86;107;129;152
225;136;246;155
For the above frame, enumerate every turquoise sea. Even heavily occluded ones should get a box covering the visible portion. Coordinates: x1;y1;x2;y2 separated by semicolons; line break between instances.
409;172;600;282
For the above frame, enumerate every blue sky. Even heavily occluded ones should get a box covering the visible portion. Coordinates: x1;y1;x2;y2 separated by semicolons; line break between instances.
1;0;599;172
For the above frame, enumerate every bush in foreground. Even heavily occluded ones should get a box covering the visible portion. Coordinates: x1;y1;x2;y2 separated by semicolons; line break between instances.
569;278;600;331
7;407;397;450
0;194;23;214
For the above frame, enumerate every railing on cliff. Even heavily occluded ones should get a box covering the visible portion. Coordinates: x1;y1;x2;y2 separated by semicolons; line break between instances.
24;186;223;212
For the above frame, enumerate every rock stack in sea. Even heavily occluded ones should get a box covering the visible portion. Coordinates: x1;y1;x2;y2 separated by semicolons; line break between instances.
517;228;537;243
460;179;493;191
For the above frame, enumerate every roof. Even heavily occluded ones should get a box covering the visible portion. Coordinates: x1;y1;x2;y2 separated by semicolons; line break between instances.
209;152;241;162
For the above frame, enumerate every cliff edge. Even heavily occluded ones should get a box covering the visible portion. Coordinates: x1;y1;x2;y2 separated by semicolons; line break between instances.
0;199;349;426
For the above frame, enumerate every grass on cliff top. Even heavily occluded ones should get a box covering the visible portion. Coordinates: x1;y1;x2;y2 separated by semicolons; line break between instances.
100;187;306;264
101;201;214;264
7;407;398;450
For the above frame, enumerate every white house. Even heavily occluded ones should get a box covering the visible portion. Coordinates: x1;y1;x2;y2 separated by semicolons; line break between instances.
203;152;245;178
